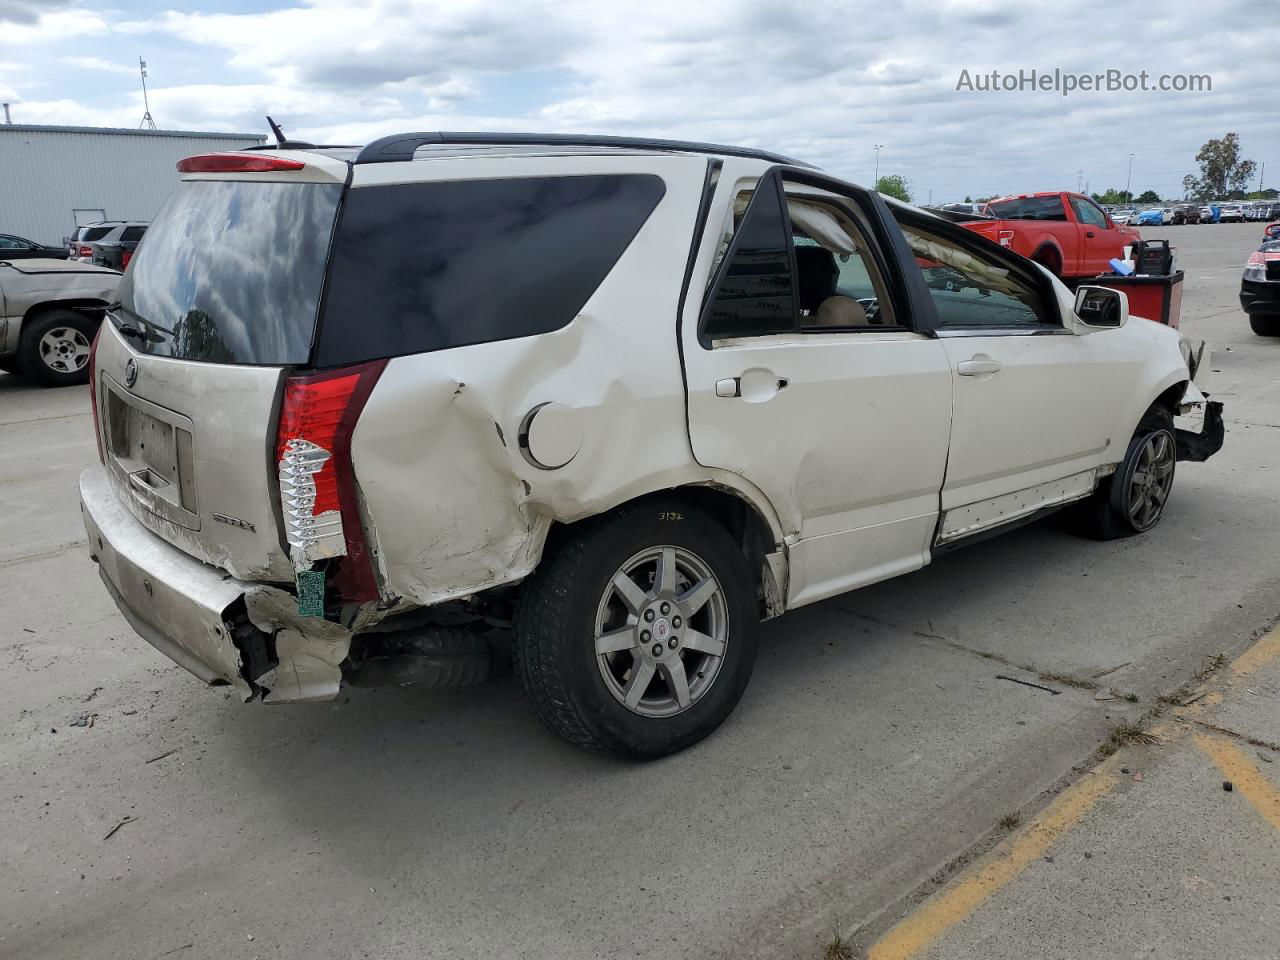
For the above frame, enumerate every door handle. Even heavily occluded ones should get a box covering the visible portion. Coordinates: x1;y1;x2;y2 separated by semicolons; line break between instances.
1086;230;1096;238
957;358;1002;377
715;372;789;400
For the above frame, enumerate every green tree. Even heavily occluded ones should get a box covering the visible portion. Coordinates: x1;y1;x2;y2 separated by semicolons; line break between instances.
964;195;972;203
874;174;912;202
1182;133;1256;201
1136;189;1161;204
1094;188;1133;205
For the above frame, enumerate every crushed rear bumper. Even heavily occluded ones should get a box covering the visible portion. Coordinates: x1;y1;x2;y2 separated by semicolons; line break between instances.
80;465;353;702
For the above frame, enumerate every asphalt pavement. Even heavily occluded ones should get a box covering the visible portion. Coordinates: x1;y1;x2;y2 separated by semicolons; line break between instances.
1;221;1277;960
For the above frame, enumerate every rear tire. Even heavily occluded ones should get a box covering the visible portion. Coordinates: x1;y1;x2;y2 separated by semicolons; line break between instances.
1249;315;1280;337
514;498;759;758
18;309;96;387
1072;406;1176;540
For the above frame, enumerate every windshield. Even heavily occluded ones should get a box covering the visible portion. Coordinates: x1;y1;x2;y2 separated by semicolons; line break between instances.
113;179;342;365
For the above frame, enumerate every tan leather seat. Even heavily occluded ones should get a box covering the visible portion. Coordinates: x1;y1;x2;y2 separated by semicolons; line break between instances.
813;296;867;326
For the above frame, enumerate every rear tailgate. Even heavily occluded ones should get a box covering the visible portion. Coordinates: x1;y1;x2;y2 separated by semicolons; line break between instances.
91;152;348;584
93;321;292;582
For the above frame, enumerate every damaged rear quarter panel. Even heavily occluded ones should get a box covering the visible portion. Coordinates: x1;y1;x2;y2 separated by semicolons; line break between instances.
349;157;770;607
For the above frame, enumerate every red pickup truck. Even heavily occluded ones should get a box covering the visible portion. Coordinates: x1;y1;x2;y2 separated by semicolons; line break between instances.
958;191;1142;280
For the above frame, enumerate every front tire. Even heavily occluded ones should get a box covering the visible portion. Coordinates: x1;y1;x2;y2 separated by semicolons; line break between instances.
18;310;96;387
515;499;759;758
1074;406;1176;540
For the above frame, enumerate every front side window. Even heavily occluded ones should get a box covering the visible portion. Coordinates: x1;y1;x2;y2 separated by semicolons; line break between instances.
1071;197;1108;228
0;237;22;249
898;224;1050;329
987;195;1067;221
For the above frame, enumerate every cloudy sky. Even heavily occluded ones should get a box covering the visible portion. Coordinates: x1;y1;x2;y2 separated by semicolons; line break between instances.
1;0;1274;201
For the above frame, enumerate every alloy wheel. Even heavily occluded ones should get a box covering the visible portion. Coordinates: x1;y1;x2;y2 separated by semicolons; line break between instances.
594;545;729;718
38;326;91;374
1126;430;1175;531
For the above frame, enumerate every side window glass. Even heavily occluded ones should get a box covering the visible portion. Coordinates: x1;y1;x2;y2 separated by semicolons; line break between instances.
987;196;1068;221
121;226;147;242
0;237;20;249
1071;198;1108;228
702;174;796;340
789;200;894;328
900;225;1050;329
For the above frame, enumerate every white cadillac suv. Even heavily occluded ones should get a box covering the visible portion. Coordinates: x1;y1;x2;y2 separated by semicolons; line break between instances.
79;133;1223;758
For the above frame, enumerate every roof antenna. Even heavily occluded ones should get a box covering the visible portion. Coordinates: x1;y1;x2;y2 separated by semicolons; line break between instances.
266;115;287;145
138;57;156;130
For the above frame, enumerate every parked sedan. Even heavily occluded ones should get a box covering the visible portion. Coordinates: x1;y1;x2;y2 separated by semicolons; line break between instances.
1137;209;1165;226
78;136;1223;759
1242;239;1280;336
0;234;68;260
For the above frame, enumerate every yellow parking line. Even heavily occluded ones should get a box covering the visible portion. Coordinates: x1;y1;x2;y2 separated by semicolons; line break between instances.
1231;626;1280;680
868;771;1119;960
1195;735;1280;832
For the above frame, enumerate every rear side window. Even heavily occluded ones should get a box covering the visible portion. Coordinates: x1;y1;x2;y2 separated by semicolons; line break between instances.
987;196;1067;221
700;174;795;340
121;226;147;242
79;226;113;242
316;174;665;367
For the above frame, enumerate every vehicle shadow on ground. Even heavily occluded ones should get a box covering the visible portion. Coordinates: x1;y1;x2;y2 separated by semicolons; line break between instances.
204;514;1117;870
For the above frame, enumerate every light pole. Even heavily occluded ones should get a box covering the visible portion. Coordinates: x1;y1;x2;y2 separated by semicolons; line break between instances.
873;144;883;187
1126;153;1134;200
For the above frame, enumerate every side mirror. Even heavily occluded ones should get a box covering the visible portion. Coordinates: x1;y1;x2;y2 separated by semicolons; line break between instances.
1074;286;1128;330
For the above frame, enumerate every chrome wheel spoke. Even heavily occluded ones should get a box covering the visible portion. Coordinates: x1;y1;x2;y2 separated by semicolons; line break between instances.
623;660;656;709
662;658;691;709
611;571;649;613
678;576;718;616
596;627;636;656
682;629;725;658
654;546;677;596
1131;469;1151;486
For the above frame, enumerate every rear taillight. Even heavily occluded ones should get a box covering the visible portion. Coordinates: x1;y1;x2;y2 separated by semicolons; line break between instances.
78;245;92;258
88;324;104;463
998;230;1015;247
121;250;133;270
276;360;387;603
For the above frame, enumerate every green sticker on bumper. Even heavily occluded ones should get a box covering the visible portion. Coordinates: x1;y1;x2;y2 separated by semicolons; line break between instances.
296;569;325;618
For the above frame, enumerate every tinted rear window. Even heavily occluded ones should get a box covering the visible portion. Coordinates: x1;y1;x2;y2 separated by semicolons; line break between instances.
79;227;113;242
114;180;341;364
987;196;1067;221
315;174;665;367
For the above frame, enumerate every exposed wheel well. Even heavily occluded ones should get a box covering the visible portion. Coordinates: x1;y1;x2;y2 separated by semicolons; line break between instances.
1030;244;1062;275
24;299;111;327
1153;380;1186;418
545;486;784;619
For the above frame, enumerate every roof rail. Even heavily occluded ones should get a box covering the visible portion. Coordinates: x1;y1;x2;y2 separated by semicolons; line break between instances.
352;131;816;168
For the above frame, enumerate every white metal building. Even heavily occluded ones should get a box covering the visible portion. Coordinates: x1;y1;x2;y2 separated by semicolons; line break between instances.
0;124;265;245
